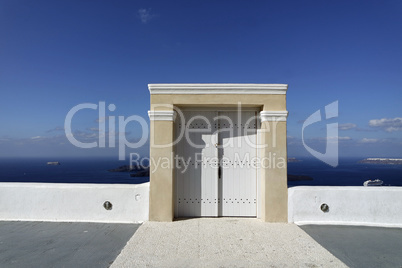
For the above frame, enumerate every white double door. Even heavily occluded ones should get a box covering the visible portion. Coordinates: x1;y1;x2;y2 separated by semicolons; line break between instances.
175;110;258;217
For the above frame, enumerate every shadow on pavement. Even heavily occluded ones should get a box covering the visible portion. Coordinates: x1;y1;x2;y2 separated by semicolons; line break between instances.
301;225;402;268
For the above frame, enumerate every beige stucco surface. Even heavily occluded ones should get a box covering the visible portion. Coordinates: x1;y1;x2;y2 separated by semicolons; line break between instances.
260;121;288;222
149;120;175;221
149;90;288;222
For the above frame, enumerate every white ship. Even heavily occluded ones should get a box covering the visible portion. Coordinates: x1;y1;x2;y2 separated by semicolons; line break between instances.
363;179;383;186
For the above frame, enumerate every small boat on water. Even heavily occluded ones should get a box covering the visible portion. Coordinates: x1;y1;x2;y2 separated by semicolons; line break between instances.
363;179;383;186
47;162;60;165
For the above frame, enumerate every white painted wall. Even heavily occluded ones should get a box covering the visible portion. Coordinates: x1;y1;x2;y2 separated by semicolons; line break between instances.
288;186;402;227
0;182;149;223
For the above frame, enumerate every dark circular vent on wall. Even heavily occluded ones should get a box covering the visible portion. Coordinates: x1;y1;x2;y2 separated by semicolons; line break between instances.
320;203;329;213
103;201;113;210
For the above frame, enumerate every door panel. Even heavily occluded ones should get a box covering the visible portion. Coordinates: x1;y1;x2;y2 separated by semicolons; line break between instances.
175;111;218;217
219;111;257;217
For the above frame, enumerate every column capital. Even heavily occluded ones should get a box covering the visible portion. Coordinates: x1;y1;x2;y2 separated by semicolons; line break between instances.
148;110;176;121
260;111;288;122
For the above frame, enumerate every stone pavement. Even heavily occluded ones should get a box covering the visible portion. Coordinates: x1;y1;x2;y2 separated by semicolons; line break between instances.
0;221;140;268
301;225;402;268
111;218;346;267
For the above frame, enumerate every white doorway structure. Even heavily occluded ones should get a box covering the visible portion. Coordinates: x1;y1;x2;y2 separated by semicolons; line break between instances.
175;109;259;217
148;84;288;222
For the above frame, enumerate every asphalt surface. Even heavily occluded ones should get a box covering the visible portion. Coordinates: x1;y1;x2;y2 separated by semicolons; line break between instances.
0;221;140;268
301;225;402;268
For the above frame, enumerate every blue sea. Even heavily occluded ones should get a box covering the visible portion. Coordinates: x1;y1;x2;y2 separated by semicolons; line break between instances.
0;157;401;186
0;158;149;184
287;158;402;187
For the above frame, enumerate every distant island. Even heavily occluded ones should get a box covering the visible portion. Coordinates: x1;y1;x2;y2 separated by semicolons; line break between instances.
47;162;60;165
288;174;313;181
108;165;147;172
358;158;402;165
108;165;149;177
288;157;302;163
130;168;150;177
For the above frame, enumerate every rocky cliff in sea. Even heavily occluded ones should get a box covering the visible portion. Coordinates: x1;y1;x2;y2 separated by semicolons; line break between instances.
358;158;402;165
108;165;150;177
287;174;313;181
108;165;148;172
130;168;150;177
288;157;302;163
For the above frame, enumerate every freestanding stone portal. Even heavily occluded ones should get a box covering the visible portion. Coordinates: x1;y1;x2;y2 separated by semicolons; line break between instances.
148;84;288;222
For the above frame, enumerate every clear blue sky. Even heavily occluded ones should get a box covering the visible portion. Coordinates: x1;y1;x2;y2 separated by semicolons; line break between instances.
0;0;401;158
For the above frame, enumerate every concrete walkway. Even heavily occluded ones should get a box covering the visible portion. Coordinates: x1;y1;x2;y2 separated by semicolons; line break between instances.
112;218;347;267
